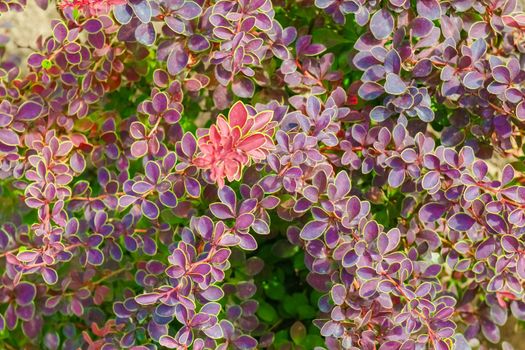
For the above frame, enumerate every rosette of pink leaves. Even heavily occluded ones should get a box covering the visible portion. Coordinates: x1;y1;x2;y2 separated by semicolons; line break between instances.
193;101;276;188
59;0;126;15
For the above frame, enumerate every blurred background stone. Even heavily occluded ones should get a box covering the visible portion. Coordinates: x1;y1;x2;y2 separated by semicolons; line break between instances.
0;0;58;65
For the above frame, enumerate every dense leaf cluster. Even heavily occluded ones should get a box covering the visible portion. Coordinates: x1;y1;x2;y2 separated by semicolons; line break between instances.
0;0;524;349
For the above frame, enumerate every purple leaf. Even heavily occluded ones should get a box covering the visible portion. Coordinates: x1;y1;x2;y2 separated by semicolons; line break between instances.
236;213;254;230
463;71;485;90
132;181;154;194
87;249;104;265
472;160;488;180
517;101;525;120
136;293;162;305
114;4;133;24
130;0;152;23
419;203;447;222
188;34;210;52
84;18;103;33
358;82;384;100
481;319;500;343
152;92;168;112
486;213;507;234
342;249;358;267
141;200;160;220
417;0;441;20
411;17;434;37
17;101;43;121
41;268;58;285
384;50;401;74
210;203;235;219
0;129;20;146
300;220;328;240
165;16;185;33
388;168;405;187
384;73;407;95
145;161;161;183
233;335;257;349
178;1;202;19
27;53;45;68
131;140;148;158
135;23;156;46
476;237;496;260
70;153;86;173
167;44;188;76
232;76;255;98
370;9;394;40
53;22;68;43
119;195;139;207
160;191;178;208
413;59;433;77
501;235;519;252
370;106;392;122
448;213;475;231
422;170;440;190
15;283;37;306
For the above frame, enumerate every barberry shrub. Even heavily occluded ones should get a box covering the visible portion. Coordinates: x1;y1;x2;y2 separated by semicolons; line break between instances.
0;0;525;349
